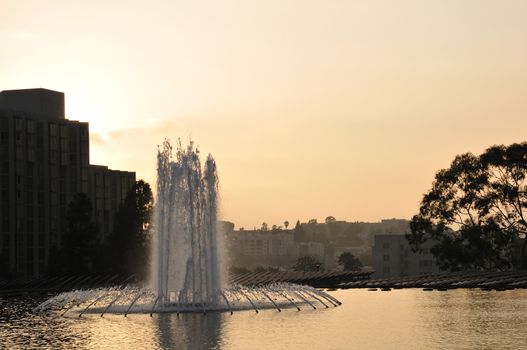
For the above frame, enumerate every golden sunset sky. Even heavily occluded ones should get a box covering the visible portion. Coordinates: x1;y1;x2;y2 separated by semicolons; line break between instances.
1;0;526;228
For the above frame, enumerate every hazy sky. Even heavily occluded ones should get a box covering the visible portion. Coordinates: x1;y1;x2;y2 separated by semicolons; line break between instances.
1;0;526;228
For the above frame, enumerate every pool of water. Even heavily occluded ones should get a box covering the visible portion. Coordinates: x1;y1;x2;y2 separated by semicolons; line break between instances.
2;289;527;349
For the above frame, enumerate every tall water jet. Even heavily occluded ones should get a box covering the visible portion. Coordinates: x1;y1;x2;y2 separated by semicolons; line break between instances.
154;139;224;307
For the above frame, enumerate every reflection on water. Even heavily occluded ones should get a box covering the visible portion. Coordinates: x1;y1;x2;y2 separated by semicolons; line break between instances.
414;289;527;349
0;295;90;349
156;313;223;350
2;289;527;349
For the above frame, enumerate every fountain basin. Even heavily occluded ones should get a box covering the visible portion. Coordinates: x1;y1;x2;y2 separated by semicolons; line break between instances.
34;283;341;316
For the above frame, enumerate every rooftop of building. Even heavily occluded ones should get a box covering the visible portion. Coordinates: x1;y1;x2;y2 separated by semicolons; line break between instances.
89;164;136;175
0;88;65;118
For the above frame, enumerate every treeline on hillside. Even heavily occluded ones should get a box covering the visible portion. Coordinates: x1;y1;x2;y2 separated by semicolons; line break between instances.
49;180;153;280
236;217;408;247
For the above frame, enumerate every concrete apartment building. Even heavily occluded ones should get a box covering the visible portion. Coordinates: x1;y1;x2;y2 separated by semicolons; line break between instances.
227;230;341;270
0;88;135;278
372;234;440;278
227;229;296;269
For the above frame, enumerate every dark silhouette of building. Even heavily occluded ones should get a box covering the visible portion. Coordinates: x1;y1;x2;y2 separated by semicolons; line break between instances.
0;88;135;278
88;165;135;243
0;88;65;119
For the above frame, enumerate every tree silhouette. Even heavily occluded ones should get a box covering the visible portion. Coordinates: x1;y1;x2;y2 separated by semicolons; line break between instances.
50;193;101;275
106;180;153;279
293;255;322;272
325;216;336;224
407;143;527;270
338;252;363;271
284;220;289;229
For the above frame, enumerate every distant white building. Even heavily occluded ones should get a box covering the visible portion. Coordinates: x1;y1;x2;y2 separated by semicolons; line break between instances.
226;229;297;269
236;230;294;256
372;234;440;278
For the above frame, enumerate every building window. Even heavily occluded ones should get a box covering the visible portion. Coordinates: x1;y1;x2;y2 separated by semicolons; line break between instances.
383;267;390;273
0;116;7;130
16;147;24;159
1;190;8;203
49;124;57;137
15;118;25;131
382;242;390;249
383;254;390;262
0;132;7;145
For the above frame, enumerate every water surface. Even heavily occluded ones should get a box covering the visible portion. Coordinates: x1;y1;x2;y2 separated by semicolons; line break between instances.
2;289;526;349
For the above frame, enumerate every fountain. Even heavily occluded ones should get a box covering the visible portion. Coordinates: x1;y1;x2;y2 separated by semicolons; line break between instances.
154;139;224;308
34;140;341;316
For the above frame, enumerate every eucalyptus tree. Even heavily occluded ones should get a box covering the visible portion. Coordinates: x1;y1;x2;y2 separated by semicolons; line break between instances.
407;143;527;270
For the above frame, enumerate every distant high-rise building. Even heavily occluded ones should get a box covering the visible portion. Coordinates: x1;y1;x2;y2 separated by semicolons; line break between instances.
0;88;135;278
